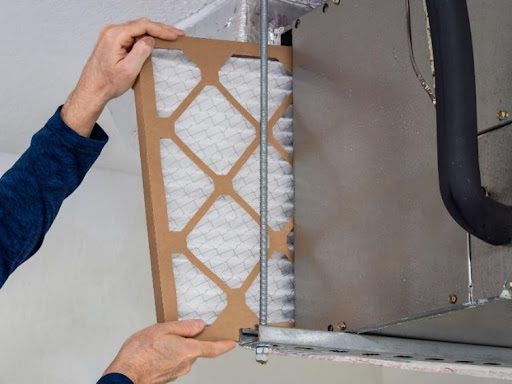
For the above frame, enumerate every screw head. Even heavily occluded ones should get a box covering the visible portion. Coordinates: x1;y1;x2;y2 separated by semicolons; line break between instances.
294;19;301;29
323;3;329;12
448;294;458;304
497;110;509;121
256;346;270;364
336;321;347;331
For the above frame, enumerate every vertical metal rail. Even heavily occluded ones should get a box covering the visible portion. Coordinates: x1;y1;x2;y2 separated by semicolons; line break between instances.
259;0;269;328
256;0;270;364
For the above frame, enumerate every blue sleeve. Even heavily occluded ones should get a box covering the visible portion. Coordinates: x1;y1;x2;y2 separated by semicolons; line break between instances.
97;373;134;384
0;106;108;288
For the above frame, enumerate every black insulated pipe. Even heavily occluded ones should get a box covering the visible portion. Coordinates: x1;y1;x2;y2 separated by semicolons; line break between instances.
426;0;512;245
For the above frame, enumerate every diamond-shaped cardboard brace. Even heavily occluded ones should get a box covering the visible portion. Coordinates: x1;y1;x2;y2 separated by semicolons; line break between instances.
134;37;293;341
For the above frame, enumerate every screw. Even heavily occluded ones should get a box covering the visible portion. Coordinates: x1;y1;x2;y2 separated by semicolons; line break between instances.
256;346;270;364
336;321;347;331
327;324;334;332
332;0;341;4
323;3;329;12
497;110;509;121
294;19;301;29
448;294;458;304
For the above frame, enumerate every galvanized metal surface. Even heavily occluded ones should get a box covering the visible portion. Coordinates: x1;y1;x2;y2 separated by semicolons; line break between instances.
363;125;512;345
259;0;270;329
256;0;271;364
471;124;512;301
294;0;512;342
452;3;512;277
468;0;512;133
240;326;512;379
238;0;512;374
368;298;512;348
293;0;468;332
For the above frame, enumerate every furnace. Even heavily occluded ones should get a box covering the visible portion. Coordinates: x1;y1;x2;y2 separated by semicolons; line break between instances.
134;0;512;378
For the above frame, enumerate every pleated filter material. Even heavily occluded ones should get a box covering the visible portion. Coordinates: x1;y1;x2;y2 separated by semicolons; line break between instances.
153;48;295;325
135;38;293;339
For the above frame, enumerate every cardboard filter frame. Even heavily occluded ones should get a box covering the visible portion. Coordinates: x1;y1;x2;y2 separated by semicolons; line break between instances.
134;36;293;341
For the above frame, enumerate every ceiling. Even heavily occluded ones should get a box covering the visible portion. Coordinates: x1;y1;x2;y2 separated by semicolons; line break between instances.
0;0;316;174
0;0;232;174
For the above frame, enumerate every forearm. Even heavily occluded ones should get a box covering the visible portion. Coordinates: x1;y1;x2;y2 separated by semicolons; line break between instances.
61;64;110;138
61;88;107;137
0;107;108;287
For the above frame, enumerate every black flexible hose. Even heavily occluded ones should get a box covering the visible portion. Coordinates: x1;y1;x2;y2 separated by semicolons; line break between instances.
426;0;512;245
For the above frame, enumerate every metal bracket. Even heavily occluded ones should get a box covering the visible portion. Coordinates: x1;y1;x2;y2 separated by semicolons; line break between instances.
241;326;512;368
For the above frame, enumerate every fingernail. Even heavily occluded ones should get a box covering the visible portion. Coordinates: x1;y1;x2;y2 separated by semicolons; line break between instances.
141;36;155;47
193;319;206;328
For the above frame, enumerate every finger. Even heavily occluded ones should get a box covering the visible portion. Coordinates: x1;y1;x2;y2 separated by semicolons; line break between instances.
122;18;185;40
197;340;237;358
156;319;206;338
121;36;155;76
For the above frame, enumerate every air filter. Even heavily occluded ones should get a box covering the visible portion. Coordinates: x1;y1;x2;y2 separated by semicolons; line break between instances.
134;37;294;340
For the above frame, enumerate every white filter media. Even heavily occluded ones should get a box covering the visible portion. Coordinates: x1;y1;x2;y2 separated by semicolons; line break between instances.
246;253;295;323
172;253;228;324
161;140;214;231
154;50;294;325
273;105;294;154
175;85;256;175
219;57;293;121
233;145;293;231
153;49;202;118
187;195;260;289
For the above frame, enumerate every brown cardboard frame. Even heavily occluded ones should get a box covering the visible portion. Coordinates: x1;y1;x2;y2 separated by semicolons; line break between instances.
134;36;293;341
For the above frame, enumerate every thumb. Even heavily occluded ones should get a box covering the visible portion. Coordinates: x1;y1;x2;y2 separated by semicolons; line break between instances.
198;340;237;358
121;35;155;77
157;319;206;338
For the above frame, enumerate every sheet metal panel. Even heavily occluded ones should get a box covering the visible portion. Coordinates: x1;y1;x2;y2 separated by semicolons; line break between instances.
294;0;512;336
471;124;512;301
294;0;468;332
369;299;512;348
469;0;512;133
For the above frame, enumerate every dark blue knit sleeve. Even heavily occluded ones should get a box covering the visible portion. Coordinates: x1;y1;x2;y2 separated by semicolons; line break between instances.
97;373;134;384
0;106;108;288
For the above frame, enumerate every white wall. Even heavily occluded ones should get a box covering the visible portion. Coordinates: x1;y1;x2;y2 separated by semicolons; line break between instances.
0;149;505;383
0;150;154;383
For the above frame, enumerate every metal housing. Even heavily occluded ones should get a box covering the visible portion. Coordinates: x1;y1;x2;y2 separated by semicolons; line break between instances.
293;0;512;347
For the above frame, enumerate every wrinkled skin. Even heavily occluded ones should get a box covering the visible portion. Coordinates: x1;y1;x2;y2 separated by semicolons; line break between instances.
61;18;184;137
104;320;235;384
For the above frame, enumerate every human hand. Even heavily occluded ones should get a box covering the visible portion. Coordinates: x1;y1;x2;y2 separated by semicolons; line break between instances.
62;18;184;137
103;320;236;384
